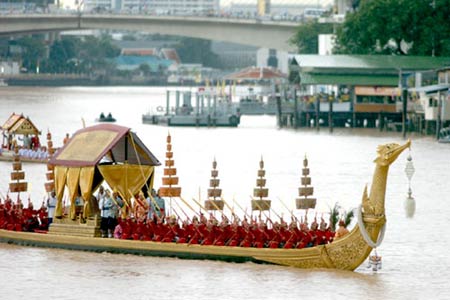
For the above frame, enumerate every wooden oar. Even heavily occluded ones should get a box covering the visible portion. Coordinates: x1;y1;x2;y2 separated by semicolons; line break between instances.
220;197;234;214
232;197;251;219
251;197;272;222
179;196;201;217
173;198;192;219
191;197;208;213
278;196;298;222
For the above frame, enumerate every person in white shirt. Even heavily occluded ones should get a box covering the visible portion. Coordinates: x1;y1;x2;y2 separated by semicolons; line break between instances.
46;190;57;226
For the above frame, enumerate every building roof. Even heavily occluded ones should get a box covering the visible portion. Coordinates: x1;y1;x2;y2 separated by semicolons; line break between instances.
408;84;450;95
291;55;450;86
49;124;160;167
300;73;399;86
121;48;158;56
114;55;173;72
291;55;450;73
224;66;287;80
160;48;181;65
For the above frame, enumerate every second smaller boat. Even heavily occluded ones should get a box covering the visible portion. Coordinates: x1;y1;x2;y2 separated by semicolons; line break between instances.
96;112;116;123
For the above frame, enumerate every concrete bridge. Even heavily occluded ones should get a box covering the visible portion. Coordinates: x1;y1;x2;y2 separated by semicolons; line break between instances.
0;14;299;51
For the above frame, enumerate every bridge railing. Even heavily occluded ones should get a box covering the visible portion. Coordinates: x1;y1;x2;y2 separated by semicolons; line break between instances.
0;8;342;25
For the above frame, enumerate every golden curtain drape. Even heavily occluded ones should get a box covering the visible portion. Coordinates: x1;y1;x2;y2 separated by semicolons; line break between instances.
98;164;154;208
80;166;97;219
66;167;81;220
54;166;68;218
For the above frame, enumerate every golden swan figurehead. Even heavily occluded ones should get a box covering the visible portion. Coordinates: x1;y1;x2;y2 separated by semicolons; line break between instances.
374;139;411;167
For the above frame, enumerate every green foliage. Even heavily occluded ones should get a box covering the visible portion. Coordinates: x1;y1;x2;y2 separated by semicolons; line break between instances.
138;63;151;76
290;21;334;54
42;37;78;73
334;0;450;56
175;37;222;68
343;209;354;228
16;36;46;73
329;202;340;232
40;34;120;75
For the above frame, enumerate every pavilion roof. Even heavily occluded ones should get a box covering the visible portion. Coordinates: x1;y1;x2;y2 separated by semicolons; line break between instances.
49;124;160;167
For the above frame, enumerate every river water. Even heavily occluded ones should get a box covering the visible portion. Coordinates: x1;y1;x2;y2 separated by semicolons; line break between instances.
0;86;449;299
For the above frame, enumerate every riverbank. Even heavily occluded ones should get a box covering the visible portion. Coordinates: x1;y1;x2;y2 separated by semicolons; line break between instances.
0;74;199;87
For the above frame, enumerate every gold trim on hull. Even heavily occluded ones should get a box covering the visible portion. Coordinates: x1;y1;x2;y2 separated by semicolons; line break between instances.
0;220;379;271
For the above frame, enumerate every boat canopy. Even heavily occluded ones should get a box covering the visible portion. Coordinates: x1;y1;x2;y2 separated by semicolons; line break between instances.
1;113;40;135
49;124;161;219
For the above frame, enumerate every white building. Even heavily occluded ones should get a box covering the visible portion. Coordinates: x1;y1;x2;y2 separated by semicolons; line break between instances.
411;67;450;122
0;61;20;75
144;0;219;14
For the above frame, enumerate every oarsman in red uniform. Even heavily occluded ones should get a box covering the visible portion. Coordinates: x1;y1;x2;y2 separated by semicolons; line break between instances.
225;219;241;247
252;220;269;248
132;218;147;240
0;203;6;229
37;202;48;230
201;222;216;246
266;222;281;248
283;221;299;249
239;219;255;247
215;220;232;246
187;217;203;245
4;195;12;211
325;225;334;243
296;222;312;249
13;206;24;232
174;219;187;243
120;217;133;240
315;217;329;245
310;218;319;244
161;216;179;243
152;216;167;242
141;220;154;241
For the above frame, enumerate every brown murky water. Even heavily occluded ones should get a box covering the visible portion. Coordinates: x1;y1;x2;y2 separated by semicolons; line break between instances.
0;86;449;299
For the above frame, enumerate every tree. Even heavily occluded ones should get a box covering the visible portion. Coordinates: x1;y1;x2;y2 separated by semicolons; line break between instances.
16;36;46;73
75;35;120;75
290;21;334;54
333;0;450;56
175;37;222;68
42;37;78;73
139;63;151;76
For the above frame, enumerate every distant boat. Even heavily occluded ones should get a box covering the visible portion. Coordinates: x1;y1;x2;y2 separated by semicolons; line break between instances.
438;127;450;143
142;90;240;127
96;112;116;123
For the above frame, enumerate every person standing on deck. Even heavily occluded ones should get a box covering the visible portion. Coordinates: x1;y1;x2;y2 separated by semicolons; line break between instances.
147;189;165;220
334;220;349;240
99;189;114;237
63;133;70;145
46;190;57;227
97;186;106;204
